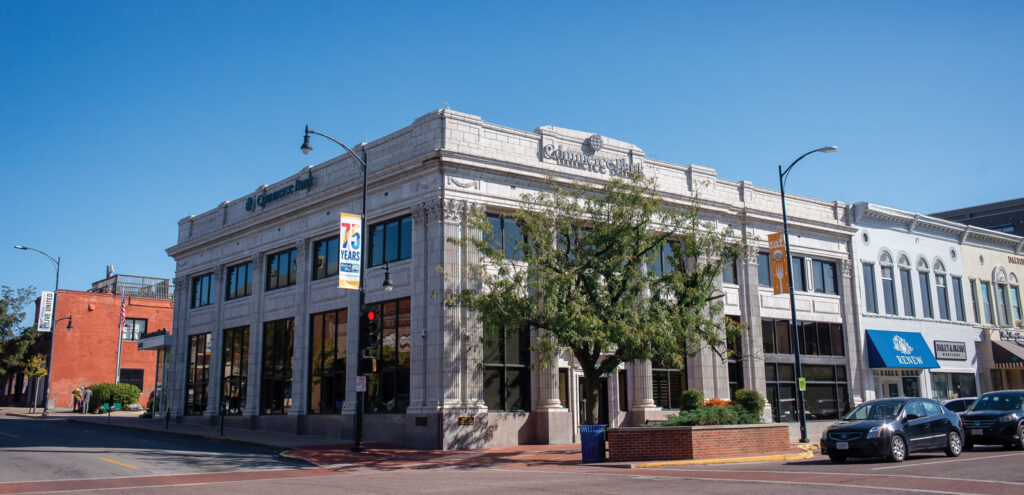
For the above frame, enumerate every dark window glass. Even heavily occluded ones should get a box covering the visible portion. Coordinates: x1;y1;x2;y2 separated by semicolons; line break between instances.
830;323;845;356
936;274;950;320
559;368;569;408
757;252;772;287
970;279;981;323
261;318;294;415
119;368;144;392
220;326;249;415
1011;286;1023;323
652;367;685;409
312;237;339;281
618;370;628;411
309;309;347;414
184;333;211;415
919;272;934;318
813;259;838;295
998;284;1012;325
722;258;738;285
776;319;792;354
650;241;680;276
761;318;842;356
791;257;807;292
862;263;878;313
981;282;994;324
121;318;147;341
881;265;897;315
226;262;253;300
768;363;848;421
364;298;412;413
482;323;531;411
762;318;775;354
900;268;916;317
486;213;525;261
369;215;413;267
191;273;214;308
266;248;298;291
952;277;966;322
727;328;744;399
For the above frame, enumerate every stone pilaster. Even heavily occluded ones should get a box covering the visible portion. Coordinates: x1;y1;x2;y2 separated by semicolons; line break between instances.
689;251;731;400
290;238;312;417
738;242;771;421
630;359;657;425
244;253;264;417
204;264;227;418
168;274;190;418
406;204;431;413
839;256;868;405
533;330;572;443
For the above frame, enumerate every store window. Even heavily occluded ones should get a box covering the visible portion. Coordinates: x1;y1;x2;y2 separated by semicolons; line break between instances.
727;329;744;399
952;276;966;322
261;318;294;415
618;370;628;412
762;318;843;356
757;252;772;287
765;362;796;422
762;318;792;355
881;253;897;315
225;261;252;300
266;248;298;291
121;318;147;341
191;273;213;308
486;213;523;260
365;298;411;413
652;364;686;409
812;259;839;295
309;309;347;414
483;323;530;411
930;372;978;401
862;262;878;314
802;364;850;420
369;215;412;267
184;333;211;415
312;236;339;280
221;326;248;415
899;256;915;317
119;368;144;392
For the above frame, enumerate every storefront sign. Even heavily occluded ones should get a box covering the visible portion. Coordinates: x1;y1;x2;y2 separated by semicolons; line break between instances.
245;171;315;211
933;340;967;361
1001;330;1024;341
338;212;362;290
768;232;790;295
457;416;475;426
1009;255;1024;266
540;135;644;177
36;291;54;332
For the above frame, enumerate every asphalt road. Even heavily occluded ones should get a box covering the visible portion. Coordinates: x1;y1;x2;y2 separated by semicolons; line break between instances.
0;416;301;483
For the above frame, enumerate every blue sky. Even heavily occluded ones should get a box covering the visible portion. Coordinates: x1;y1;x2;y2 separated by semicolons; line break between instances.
1;1;1022;320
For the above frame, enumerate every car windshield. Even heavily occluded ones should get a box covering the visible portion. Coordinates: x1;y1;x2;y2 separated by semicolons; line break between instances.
844;400;903;421
971;393;1023;411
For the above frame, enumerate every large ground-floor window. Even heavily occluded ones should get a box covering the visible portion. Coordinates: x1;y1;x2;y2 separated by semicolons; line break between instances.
931;372;977;400
310;309;347;414
365;298;410;413
184;333;211;415
221;326;249;415
652;365;686;410
766;362;849;422
483;324;530;411
261;319;294;415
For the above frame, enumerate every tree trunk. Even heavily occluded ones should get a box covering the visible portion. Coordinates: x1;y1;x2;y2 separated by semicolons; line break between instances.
30;378;38;412
582;369;601;425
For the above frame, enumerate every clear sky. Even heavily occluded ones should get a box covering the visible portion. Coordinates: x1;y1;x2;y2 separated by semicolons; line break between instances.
1;1;1022;320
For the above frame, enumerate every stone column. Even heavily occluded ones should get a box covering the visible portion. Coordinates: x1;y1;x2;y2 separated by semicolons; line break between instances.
243;253;264;420
204;264;227;419
406;205;431;413
630;359;657;425
738;244;771;421
689;252;731;400
291;238;312;424
979;328;995;392
839;257;868;406
534;329;572;443
168;274;190;418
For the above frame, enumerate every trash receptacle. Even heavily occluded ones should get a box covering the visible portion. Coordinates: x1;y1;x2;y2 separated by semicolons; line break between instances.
579;424;607;463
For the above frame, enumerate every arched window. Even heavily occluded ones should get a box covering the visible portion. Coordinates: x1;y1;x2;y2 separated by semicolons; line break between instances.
897;255;915;317
918;258;934;318
934;260;950;320
994;268;1013;326
879;252;897;315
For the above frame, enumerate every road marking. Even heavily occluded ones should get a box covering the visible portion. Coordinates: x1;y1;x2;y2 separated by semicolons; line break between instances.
872;451;1024;470
98;458;137;470
0;432;19;438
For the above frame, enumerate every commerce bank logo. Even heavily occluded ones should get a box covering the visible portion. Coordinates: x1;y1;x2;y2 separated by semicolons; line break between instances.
540;134;643;177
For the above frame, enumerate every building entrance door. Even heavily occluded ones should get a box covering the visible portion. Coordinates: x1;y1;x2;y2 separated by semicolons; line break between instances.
880;378;901;398
578;377;609;425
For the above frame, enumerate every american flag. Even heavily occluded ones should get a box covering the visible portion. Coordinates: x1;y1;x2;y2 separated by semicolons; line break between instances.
118;292;127;335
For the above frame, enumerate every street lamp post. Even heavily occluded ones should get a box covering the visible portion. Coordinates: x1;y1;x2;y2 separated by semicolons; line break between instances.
778;146;837;443
301;125;370;453
13;245;62;416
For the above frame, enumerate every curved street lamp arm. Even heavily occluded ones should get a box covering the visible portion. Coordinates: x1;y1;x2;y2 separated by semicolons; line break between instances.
14;245;58;268
305;126;367;178
780;146;837;187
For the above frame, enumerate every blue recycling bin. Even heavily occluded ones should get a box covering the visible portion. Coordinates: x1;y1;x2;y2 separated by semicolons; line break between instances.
579;424;607;463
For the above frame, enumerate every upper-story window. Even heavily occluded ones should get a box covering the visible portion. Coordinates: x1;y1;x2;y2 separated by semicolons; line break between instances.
721;256;738;285
312;236;339;280
191;272;214;308
862;262;878;314
225;261;252;300
934;260;950;320
812;259;838;295
917;258;933;319
791;256;807;292
757;252;772;287
121;318;147;340
487;213;523;261
266;248;298;291
1010;274;1022;325
880;253;897;315
649;241;681;276
980;281;995;324
370;215;413;267
898;255;915;317
951;276;966;322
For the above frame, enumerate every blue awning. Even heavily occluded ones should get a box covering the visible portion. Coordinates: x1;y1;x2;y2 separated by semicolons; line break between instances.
866;330;940;369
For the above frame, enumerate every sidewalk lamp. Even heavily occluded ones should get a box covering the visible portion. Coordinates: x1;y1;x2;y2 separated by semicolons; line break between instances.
13;245;67;416
777;146;837;443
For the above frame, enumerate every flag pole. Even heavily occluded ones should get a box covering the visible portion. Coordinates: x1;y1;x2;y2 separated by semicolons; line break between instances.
115;291;126;383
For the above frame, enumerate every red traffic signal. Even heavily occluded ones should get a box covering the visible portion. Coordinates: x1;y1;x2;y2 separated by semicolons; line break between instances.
366;310;376;322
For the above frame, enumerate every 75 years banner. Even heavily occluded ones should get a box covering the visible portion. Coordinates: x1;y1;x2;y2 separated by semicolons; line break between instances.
339;213;362;290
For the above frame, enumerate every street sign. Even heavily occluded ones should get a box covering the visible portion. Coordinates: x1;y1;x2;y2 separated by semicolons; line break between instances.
338;212;362;290
798;377;806;392
37;291;54;332
768;232;790;295
355;375;367;392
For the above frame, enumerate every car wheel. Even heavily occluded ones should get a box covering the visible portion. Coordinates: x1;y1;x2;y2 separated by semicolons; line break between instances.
1016;424;1024;451
945;431;962;457
828;454;847;463
889;435;907;463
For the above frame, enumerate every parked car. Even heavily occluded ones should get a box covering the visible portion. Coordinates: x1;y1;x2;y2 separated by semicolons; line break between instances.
943;397;977;413
820;398;963;463
960;390;1024;450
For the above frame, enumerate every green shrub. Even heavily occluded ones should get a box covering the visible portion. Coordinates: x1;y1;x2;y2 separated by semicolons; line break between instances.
656;405;762;427
679;389;705;411
733;389;766;417
86;383;141;413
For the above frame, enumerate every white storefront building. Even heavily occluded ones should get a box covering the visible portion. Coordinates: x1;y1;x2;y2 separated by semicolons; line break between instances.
163;109;865;448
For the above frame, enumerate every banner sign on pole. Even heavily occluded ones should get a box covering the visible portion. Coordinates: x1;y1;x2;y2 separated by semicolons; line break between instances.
339;212;362;290
37;291;55;332
768;232;790;295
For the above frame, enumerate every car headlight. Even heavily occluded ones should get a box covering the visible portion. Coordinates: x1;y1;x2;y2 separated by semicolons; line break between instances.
1000;413;1018;423
867;424;892;438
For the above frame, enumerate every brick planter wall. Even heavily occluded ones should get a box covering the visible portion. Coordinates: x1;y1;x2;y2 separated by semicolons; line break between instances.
607;424;790;462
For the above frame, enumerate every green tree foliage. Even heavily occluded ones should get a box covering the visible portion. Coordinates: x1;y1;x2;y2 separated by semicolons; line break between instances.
679;389;705;411
450;174;742;424
0;286;39;381
732;388;766;417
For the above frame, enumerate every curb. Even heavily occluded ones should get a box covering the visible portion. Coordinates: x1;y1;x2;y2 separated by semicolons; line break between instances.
64;417;293;452
630;446;815;468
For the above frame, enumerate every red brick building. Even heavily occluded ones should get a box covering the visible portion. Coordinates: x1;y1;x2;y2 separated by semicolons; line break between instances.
22;274;174;409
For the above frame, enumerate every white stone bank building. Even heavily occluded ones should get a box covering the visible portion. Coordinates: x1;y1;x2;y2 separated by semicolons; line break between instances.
163;109;866;448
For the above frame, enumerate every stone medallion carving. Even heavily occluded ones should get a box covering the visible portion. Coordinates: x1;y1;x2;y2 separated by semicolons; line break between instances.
587;134;604;153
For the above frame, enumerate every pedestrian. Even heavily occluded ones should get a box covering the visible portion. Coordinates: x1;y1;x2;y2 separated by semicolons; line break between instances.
72;388;82;413
81;387;92;414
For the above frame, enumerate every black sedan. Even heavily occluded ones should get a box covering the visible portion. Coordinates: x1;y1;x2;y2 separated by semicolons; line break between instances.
960;390;1024;450
820;398;963;463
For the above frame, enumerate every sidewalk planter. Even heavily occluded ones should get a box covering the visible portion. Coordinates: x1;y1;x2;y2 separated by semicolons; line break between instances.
578;424;607;463
607;424;789;462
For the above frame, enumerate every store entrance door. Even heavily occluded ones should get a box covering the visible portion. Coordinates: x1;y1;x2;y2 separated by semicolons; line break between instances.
880;378;901;398
578;377;609;425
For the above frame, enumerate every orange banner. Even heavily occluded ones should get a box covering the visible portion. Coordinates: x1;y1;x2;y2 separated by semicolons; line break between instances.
768;232;790;295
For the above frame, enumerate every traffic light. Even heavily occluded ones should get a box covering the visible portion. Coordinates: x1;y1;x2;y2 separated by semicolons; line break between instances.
359;305;380;374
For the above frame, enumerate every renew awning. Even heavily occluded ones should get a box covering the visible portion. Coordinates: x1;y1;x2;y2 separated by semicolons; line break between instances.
866;330;940;369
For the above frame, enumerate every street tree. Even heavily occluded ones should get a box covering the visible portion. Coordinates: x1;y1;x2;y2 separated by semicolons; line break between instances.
24;354;48;412
0;286;39;389
450;174;742;424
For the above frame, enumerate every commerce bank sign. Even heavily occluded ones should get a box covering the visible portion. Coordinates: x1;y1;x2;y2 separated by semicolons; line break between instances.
540;134;644;177
246;171;315;212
